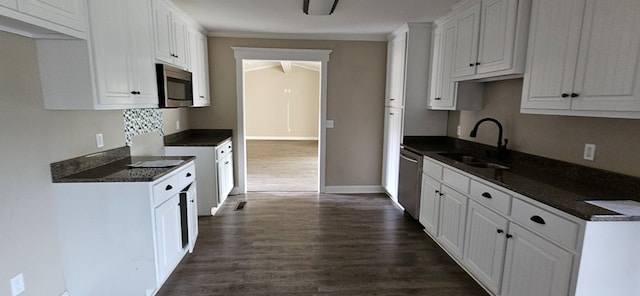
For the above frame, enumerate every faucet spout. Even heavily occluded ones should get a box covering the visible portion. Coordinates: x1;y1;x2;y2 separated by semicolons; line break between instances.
469;118;508;159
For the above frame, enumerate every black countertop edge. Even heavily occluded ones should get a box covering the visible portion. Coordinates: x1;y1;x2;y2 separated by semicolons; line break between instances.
164;129;232;146
52;156;195;183
403;136;640;221
51;146;131;181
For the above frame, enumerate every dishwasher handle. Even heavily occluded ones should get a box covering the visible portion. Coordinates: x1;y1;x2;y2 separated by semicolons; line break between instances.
400;154;419;164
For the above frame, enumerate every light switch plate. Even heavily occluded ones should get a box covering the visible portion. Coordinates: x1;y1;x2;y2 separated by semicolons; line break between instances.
95;133;104;148
326;120;334;128
583;143;596;161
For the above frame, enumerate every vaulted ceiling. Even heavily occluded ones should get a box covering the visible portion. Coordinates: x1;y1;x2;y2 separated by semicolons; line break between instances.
173;0;459;40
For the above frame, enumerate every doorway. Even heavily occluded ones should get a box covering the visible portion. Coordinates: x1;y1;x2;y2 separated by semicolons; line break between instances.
232;47;332;194
243;60;320;192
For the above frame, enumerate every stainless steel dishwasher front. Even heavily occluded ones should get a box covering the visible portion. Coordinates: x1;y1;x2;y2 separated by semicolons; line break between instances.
398;146;423;220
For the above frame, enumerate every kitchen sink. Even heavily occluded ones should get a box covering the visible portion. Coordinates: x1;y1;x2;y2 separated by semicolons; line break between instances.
437;152;511;170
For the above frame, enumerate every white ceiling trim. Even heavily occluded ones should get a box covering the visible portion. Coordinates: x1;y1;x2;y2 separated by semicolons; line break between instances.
280;61;292;73
208;31;388;42
233;47;332;62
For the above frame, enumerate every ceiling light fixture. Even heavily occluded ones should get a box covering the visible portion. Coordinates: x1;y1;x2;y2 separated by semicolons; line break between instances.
303;0;339;15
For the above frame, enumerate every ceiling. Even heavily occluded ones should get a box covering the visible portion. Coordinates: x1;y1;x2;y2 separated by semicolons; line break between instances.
172;0;459;40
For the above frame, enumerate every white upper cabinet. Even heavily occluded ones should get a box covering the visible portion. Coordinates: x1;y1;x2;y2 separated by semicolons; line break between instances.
521;0;640;118
0;0;86;38
430;19;458;109
188;28;210;107
17;0;86;32
35;0;158;109
385;31;407;107
153;0;188;69
450;0;531;81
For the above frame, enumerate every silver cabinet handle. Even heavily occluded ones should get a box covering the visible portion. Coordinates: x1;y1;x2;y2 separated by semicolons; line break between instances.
400;155;418;164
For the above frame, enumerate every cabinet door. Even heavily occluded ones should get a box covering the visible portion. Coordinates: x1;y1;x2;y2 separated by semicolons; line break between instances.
196;33;210;106
419;175;441;236
501;223;573;296
153;0;173;64
521;0;584;110
437;185;468;260
88;0;134;104
224;153;234;196
187;182;198;253
381;107;403;201
128;0;158;103
1;0;17;9
452;1;481;79
463;201;508;294
187;28;200;99
17;0;86;32
571;0;640;112
170;12;188;69
386;33;407;107
476;0;518;75
154;194;182;282
428;27;443;108
430;20;458;109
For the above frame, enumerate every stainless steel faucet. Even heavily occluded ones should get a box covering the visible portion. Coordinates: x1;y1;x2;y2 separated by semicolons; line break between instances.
470;118;508;159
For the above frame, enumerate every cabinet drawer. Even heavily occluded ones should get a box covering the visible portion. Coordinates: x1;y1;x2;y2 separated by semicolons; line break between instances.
423;157;443;180
470;180;511;215
153;174;180;206
177;162;195;188
216;141;232;161
511;198;579;250
442;168;470;194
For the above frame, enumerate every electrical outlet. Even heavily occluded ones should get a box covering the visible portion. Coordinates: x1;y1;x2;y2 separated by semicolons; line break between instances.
95;133;104;148
176;120;180;130
10;273;25;296
584;143;596;161
326;120;334;128
457;125;461;136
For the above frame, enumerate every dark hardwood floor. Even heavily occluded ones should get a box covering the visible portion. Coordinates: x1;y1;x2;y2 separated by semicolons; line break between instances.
157;193;489;295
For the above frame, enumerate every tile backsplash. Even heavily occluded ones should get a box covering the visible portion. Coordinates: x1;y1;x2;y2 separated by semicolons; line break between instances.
123;109;164;146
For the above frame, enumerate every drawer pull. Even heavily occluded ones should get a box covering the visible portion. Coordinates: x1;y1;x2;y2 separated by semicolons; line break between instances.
530;215;546;225
497;229;504;234
186;172;192;177
506;234;513;239
481;192;492;199
165;185;173;191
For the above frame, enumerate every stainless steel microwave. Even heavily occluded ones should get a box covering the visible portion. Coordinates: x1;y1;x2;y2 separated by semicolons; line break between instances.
156;64;193;108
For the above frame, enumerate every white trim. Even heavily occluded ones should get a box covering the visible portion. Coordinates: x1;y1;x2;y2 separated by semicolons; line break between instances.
210;31;387;42
60;292;70;296
324;186;386;194
233;47;332;194
246;136;319;141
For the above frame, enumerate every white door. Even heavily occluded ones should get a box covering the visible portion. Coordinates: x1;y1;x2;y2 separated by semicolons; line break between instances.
571;0;640;112
18;0;86;31
381;107;403;201
521;0;585;110
430;20;458;109
196;33;210;106
386;33;407;107
476;0;518;75
153;0;173;64
187;29;200;100
429;27;443;108
186;182;198;253
171;12;188;68
88;0;134;104
437;185;468;260
463;200;509;294
452;1;481;79
419;175;441;236
154;194;182;281
128;0;158;104
501;223;574;296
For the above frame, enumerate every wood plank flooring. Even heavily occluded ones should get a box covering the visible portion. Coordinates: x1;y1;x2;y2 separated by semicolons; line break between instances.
157;193;489;296
247;140;318;192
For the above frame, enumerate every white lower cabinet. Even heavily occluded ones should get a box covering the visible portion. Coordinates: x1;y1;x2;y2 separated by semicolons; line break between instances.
154;194;183;281
500;223;573;296
419;174;441;236
187;181;199;252
215;140;234;203
53;161;196;295
463;200;509;294
381;107;403;201
437;185;468;260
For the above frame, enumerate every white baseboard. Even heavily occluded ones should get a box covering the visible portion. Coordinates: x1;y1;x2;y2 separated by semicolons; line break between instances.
323;186;385;194
246;136;319;141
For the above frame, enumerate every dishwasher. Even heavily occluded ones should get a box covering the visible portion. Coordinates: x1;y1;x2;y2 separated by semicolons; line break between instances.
398;145;423;220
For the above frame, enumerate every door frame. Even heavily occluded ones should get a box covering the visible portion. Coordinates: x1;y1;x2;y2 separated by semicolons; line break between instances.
232;47;332;193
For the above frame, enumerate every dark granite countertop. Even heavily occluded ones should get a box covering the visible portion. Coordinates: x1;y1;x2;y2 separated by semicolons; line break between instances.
164;129;232;147
403;137;640;221
53;156;195;183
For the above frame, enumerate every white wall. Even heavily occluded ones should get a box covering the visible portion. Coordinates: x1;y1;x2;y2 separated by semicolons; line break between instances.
0;31;175;295
245;65;320;140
